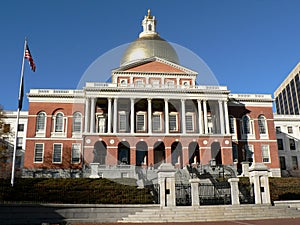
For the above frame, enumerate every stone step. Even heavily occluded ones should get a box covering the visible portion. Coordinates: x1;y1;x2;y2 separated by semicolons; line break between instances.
119;205;300;223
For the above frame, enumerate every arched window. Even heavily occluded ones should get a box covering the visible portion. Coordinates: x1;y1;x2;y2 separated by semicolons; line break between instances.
258;115;267;135
55;112;64;132
242;115;251;134
36;112;46;133
72;112;82;133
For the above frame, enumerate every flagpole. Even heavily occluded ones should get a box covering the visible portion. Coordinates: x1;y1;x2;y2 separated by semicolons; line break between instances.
11;38;27;187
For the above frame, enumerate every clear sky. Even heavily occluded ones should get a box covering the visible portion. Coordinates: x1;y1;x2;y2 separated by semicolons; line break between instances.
1;0;300;110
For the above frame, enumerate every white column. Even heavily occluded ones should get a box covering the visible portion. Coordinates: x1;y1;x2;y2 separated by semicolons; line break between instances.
164;99;169;134
107;98;112;133
113;98;118;133
181;99;186;134
131;98;135;134
90;98;96;133
203;100;208;134
219;100;225;134
224;100;230;135
148;98;152;134
197;99;203;134
84;98;90;133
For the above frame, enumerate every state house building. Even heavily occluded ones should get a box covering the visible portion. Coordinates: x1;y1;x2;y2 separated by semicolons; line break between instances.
23;11;281;178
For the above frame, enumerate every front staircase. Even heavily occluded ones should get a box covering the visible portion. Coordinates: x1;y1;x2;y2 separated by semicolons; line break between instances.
119;204;300;223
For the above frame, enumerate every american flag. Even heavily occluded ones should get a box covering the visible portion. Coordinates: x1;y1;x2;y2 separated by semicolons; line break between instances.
25;44;36;72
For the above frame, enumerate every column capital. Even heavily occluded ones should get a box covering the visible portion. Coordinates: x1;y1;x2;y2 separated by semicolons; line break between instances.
147;98;152;101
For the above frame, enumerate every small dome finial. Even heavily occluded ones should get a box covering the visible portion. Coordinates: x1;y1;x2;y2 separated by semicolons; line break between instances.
147;9;152;18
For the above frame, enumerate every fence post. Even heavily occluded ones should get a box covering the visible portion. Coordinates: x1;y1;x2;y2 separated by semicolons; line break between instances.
157;163;176;207
189;178;200;206
228;178;240;205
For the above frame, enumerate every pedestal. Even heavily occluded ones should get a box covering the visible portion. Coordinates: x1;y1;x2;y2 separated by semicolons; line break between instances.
89;163;100;178
228;178;240;205
189;178;200;206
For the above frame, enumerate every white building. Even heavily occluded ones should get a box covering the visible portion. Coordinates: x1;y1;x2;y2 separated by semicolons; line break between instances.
274;114;300;177
1;110;28;169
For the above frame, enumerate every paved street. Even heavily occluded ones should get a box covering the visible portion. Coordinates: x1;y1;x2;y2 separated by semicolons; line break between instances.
72;218;300;225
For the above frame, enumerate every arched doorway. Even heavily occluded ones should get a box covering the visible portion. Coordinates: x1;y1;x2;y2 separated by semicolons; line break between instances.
211;141;222;165
188;142;200;164
118;141;130;165
154;141;165;168
171;142;183;167
93;141;107;164
136;141;148;166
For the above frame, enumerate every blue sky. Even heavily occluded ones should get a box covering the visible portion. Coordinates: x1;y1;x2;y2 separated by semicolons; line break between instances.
1;0;300;110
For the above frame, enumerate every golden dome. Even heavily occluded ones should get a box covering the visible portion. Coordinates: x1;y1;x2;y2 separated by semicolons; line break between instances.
120;10;179;66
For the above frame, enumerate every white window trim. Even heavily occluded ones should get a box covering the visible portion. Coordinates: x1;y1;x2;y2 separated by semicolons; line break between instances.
241;116;255;139
258;115;269;139
166;80;175;88
71;143;81;164
34;143;44;163
51;112;67;137
185;112;195;132
135;79;144;87
72;112;82;135
229;116;237;140
261;144;271;163
118;111;128;132
120;79;128;86
151;80;160;88
96;114;107;133
136;111;147;132
244;144;254;163
152;112;162;132
52;143;63;164
35;112;47;137
169;112;179;132
182;80;190;88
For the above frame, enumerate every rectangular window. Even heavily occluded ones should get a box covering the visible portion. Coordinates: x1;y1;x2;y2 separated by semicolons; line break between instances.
18;124;24;132
169;113;178;132
135;79;144;87
275;126;281;134
229;116;236;134
166;80;175;88
136;112;146;132
288;126;293;134
292;156;298;170
261;145;270;163
152;80;160;88
232;143;238;161
119;112;127;132
290;138;296;150
277;139;284;150
152;113;162;132
34;143;44;163
185;113;195;132
245;144;254;162
97;116;106;133
17;137;23;149
53;144;62;163
279;156;286;170
71;144;81;163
